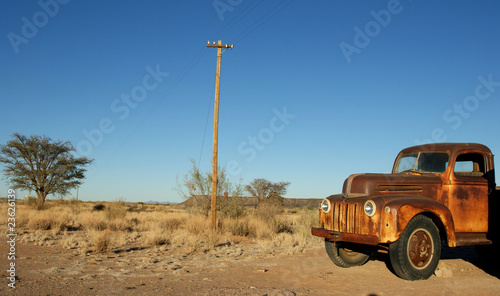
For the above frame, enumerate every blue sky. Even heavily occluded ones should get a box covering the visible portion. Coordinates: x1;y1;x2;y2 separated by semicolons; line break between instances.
1;0;499;203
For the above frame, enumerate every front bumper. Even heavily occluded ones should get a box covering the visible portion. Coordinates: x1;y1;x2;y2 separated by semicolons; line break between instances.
311;227;380;245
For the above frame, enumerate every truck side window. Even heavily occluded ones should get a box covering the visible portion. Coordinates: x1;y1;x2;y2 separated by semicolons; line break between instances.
454;153;486;177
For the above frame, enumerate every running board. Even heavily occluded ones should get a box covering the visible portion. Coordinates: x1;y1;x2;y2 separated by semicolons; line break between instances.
455;233;493;246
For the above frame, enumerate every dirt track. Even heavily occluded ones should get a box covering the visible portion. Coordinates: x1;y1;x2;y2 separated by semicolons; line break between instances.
2;239;499;296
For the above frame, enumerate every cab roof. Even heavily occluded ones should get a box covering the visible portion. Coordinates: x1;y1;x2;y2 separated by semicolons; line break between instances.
399;143;492;156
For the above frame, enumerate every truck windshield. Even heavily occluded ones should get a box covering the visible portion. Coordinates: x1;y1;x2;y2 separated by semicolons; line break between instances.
395;152;449;174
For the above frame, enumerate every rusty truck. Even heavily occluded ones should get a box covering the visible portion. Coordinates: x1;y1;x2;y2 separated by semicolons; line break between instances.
311;143;499;280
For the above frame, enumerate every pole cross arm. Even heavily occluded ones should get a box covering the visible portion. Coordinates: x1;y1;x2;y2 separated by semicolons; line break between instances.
206;42;234;49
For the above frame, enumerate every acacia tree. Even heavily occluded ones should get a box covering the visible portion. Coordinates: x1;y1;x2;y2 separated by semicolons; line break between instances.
245;178;290;204
0;133;93;209
245;178;290;220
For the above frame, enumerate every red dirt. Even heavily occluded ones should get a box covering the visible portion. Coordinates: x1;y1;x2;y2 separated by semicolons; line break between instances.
1;239;499;295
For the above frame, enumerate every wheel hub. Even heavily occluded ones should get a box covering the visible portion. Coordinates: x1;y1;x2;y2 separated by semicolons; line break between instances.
408;229;433;269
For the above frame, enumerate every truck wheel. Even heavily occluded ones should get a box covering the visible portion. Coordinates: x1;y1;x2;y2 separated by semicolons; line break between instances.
325;239;370;268
389;215;441;280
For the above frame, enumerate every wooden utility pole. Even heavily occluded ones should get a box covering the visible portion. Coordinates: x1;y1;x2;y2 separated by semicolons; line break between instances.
206;40;233;229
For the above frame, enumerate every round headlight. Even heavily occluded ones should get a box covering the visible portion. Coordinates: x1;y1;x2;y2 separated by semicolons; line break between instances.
364;200;376;217
321;199;331;213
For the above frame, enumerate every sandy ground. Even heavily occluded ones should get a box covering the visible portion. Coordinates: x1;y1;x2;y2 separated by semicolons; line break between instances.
1;239;499;296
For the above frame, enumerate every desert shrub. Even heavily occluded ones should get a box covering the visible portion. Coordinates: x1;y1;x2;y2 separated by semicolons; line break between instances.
225;218;250;237
247;216;274;239
255;198;284;223
87;230;114;253
205;229;223;249
25;195;38;208
145;229;170;246
184;195;211;216
218;196;245;218
63;197;81;215
272;233;295;248
185;215;210;235
79;212;107;231
93;203;105;211
130;217;140;226
28;216;54;230
293;209;318;236
271;217;294;234
105;199;128;220
107;218;133;231
159;217;184;231
170;229;203;252
27;210;70;231
89;221;107;231
127;202;148;212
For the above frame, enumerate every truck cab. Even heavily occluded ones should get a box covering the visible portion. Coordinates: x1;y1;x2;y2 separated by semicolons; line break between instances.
311;143;499;280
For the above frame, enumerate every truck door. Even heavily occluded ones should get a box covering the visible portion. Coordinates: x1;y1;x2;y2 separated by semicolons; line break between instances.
448;152;489;233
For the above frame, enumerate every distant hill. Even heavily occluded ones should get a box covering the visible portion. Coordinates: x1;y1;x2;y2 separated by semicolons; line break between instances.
143;200;177;205
283;198;322;209
180;196;321;209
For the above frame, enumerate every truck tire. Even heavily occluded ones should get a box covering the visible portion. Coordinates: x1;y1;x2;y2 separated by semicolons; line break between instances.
325;239;370;268
389;215;441;280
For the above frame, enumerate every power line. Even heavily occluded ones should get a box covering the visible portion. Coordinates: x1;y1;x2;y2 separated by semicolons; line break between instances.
106;1;296;162
211;0;264;40
231;0;295;45
106;47;208;162
197;0;296;170
197;73;216;170
130;0;295;132
137;47;208;127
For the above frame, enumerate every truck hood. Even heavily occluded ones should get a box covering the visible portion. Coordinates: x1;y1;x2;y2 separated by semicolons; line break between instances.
342;173;443;198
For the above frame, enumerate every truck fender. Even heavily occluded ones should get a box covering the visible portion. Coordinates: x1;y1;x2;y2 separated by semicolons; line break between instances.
383;197;457;247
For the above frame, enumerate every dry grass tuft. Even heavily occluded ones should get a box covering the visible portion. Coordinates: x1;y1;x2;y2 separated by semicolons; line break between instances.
144;229;171;246
27;209;70;231
159;216;185;231
225;218;250;237
248;217;274;239
185;215;209;235
86;230;115;253
79;212;108;231
105;199;128;220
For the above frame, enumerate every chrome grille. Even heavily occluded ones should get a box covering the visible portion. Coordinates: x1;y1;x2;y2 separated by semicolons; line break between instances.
331;202;361;234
